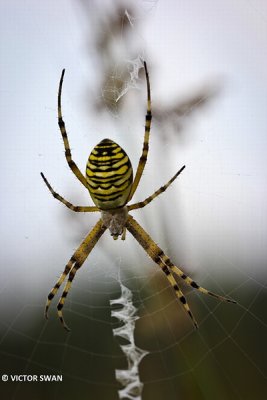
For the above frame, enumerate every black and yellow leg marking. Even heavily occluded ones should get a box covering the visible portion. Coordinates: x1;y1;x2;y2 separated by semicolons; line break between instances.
45;257;75;319
40;172;99;212
57;264;80;331
128;165;185;211
45;219;106;331
162;259;236;304
58;69;88;189
128;61;152;202
126;215;198;328
126;215;235;328
158;262;198;328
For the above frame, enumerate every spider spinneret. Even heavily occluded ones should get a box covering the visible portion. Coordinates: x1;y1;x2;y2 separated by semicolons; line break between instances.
41;61;236;331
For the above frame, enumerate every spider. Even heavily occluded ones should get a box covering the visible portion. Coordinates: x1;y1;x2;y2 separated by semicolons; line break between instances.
41;62;236;331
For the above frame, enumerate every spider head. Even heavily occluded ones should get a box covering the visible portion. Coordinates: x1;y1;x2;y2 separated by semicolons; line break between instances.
101;207;128;240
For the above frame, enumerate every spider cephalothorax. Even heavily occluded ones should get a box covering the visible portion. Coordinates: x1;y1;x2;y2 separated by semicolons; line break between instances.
101;206;128;239
41;61;235;331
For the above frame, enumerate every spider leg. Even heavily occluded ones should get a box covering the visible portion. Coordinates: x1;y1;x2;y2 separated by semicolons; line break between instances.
126;216;236;328
45;257;75;319
45;219;106;331
127;61;152;202
128;165;185;211
57;262;80;331
161;259;236;304
40;172;99;212
126;215;198;328
58;69;89;189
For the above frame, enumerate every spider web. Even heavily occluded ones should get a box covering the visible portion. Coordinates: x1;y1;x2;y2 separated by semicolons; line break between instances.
1;236;266;399
1;1;267;400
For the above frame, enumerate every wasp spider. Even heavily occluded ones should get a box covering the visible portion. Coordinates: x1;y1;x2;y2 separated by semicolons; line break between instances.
41;62;236;331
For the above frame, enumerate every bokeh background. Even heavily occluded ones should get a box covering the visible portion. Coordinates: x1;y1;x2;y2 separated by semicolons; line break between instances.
0;1;267;399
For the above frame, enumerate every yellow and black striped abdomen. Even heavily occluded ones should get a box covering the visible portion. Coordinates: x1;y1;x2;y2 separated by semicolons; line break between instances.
86;139;133;210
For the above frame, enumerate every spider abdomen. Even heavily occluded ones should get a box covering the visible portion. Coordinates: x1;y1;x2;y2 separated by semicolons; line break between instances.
86;139;133;210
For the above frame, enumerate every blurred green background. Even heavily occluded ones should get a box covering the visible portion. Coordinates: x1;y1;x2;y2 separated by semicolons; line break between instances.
1;1;267;399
